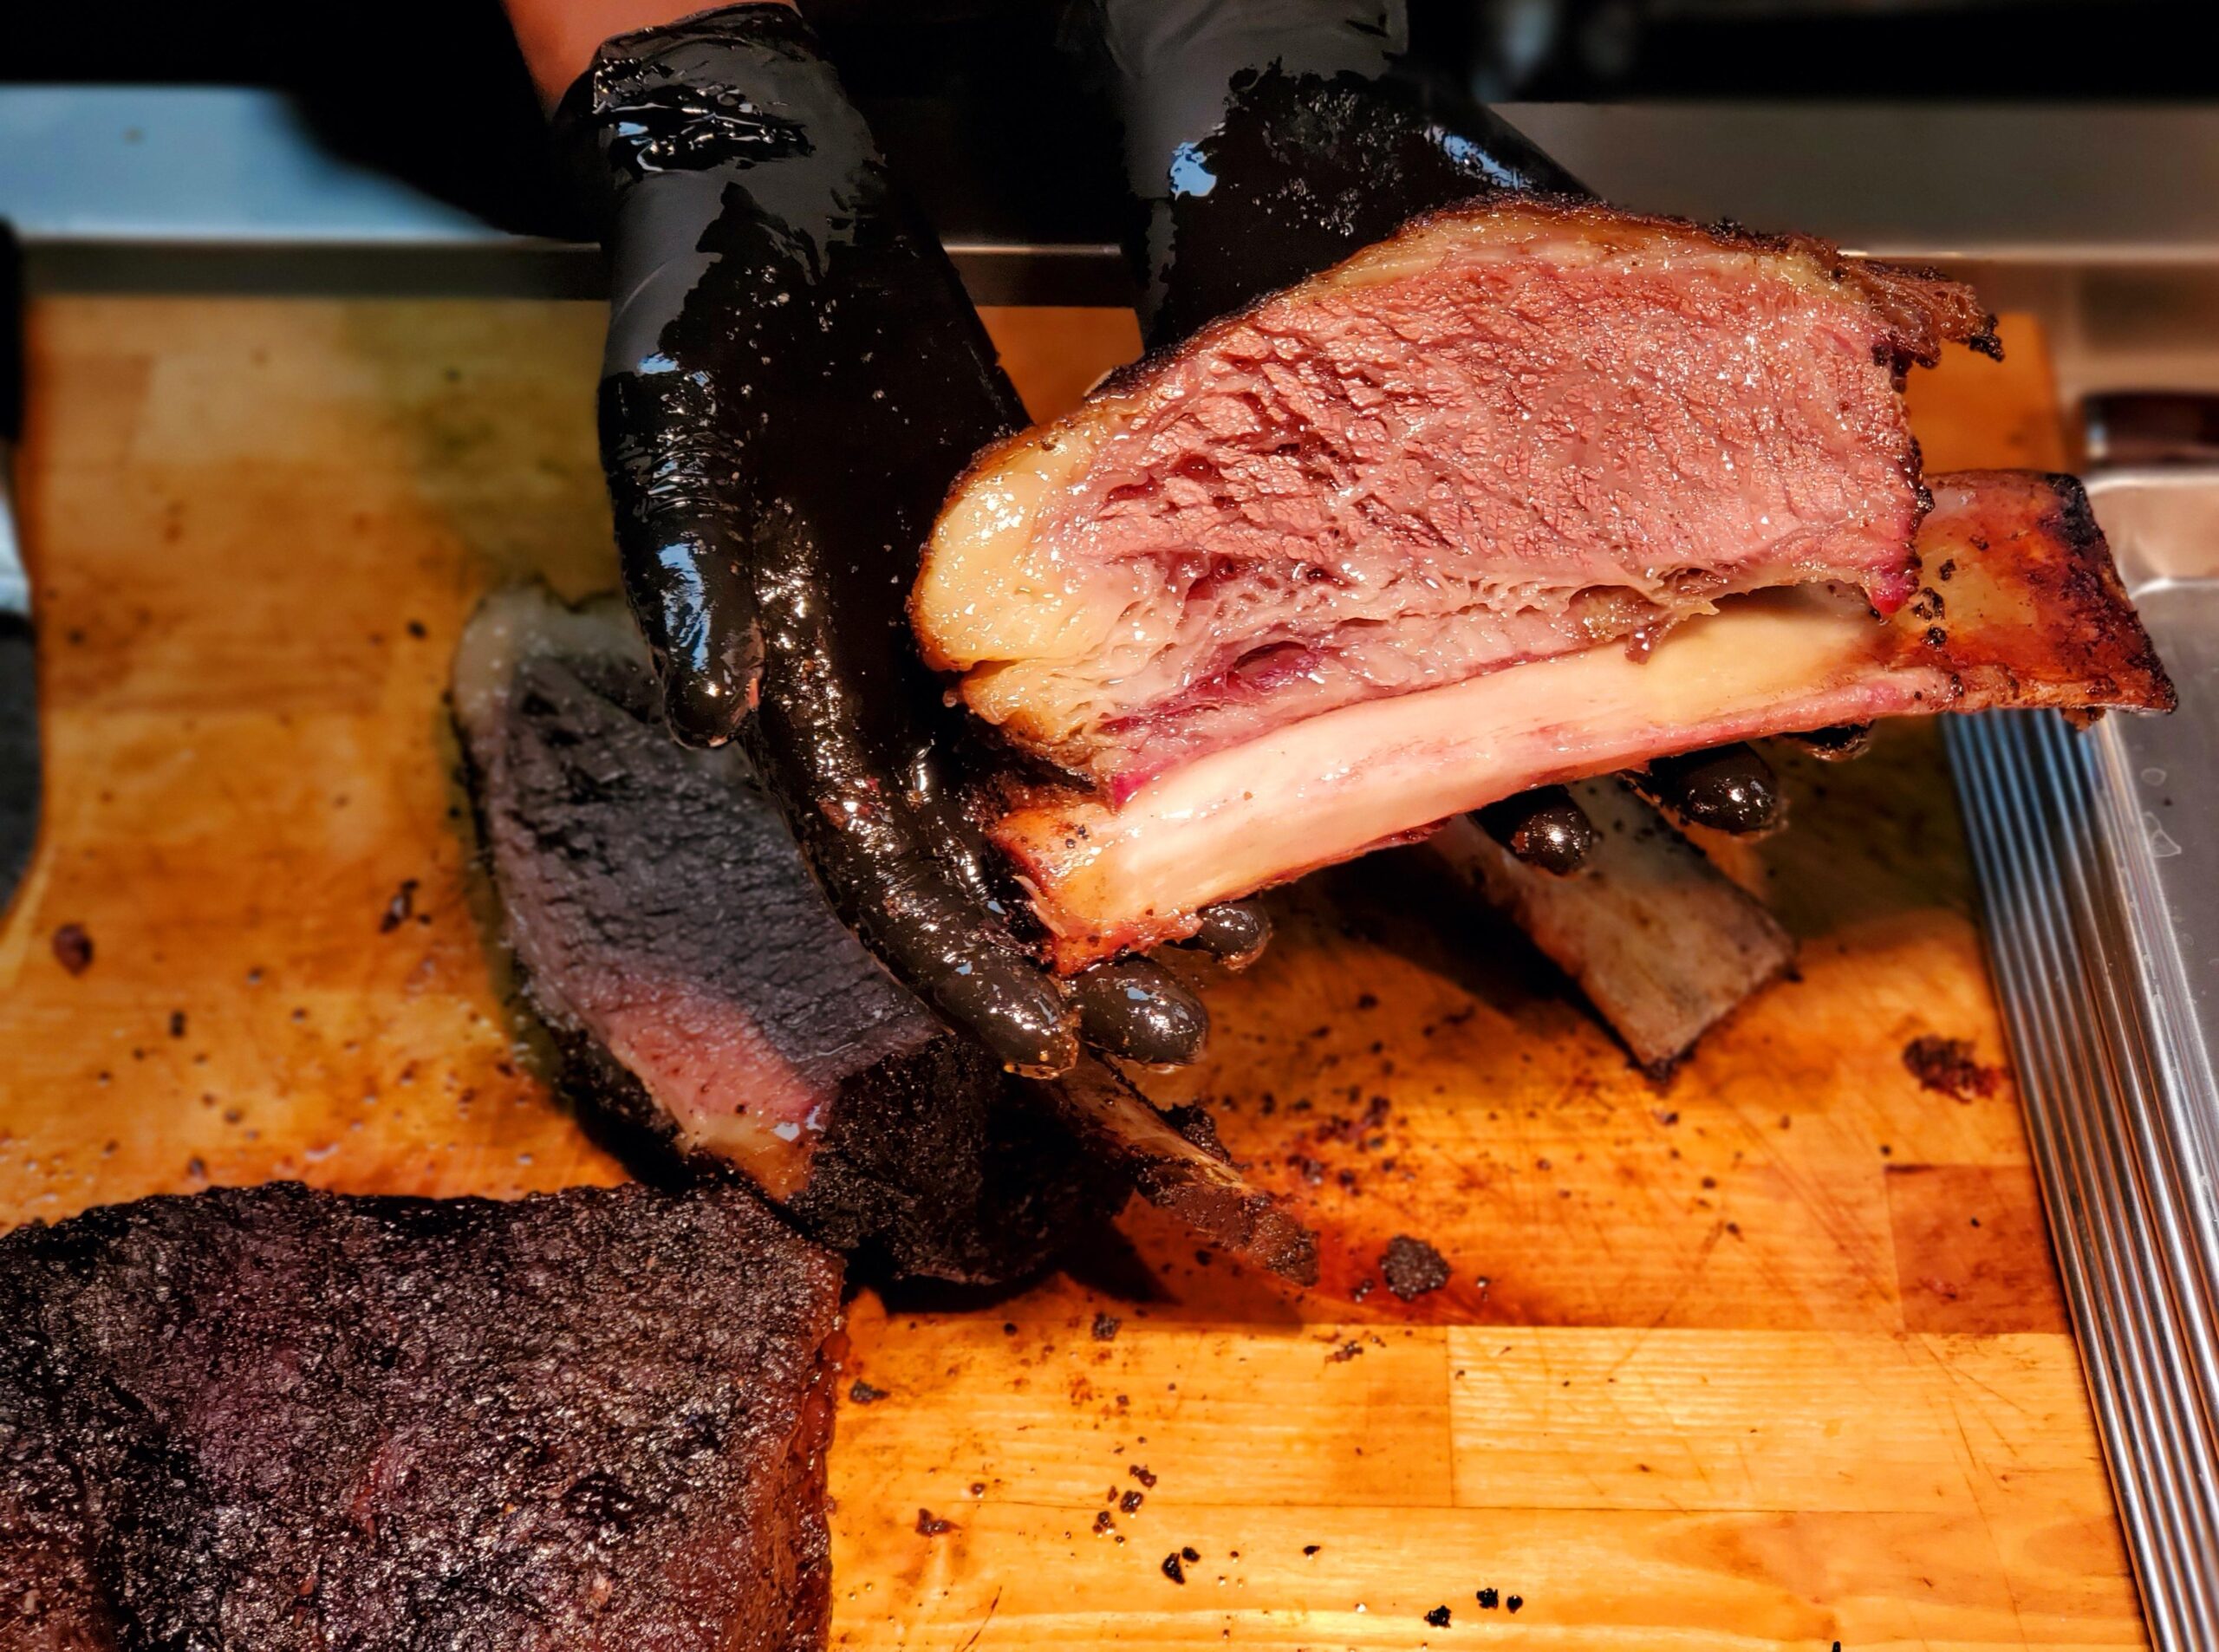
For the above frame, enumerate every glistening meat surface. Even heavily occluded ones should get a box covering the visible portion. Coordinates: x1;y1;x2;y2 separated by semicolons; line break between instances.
914;199;1996;797
987;471;2173;966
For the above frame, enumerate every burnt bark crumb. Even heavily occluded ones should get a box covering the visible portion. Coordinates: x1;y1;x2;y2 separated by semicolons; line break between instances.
1426;1605;1452;1627
377;879;418;933
915;1509;958;1536
1477;1587;1500;1609
1382;1235;1452;1300
1161;1553;1186;1584
50;924;93;975
1160;1104;1231;1162
848;1380;888;1404
1903;1035;2004;1102
1091;1312;1122;1341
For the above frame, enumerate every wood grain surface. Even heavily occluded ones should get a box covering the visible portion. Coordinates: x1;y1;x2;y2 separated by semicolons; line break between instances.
0;297;2140;1649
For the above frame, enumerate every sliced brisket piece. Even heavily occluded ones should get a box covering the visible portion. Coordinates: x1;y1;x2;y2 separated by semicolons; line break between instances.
979;470;2171;966
0;1180;842;1652
915;198;1998;798
453;587;1125;1285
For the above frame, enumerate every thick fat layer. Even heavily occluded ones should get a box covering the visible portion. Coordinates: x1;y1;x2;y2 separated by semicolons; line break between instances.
917;199;1995;792
995;471;2172;966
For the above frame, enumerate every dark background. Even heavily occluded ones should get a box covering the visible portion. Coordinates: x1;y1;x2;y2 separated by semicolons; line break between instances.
0;0;2208;238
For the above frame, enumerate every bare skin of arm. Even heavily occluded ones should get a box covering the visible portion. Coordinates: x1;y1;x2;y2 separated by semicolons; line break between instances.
503;0;794;107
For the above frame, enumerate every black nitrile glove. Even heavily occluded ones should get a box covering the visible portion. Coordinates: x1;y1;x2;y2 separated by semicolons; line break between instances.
559;3;1259;1075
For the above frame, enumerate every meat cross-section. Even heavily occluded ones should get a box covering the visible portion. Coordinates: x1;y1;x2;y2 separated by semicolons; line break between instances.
976;471;2170;966
914;198;2000;800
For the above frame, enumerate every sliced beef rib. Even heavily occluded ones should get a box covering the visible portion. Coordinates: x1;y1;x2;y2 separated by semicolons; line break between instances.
973;471;2170;966
915;198;1999;799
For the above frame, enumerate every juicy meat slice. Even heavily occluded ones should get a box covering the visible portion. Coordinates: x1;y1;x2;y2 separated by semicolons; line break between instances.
0;1180;842;1652
914;198;1997;797
992;471;2174;966
453;588;1123;1285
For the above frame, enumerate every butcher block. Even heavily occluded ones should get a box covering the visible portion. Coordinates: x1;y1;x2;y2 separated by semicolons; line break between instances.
0;295;2144;1648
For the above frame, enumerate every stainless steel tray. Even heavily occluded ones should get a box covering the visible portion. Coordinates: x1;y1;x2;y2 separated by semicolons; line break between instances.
1948;466;2219;1651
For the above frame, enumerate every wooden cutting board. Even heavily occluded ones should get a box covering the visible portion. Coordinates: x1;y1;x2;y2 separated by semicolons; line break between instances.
0;296;2144;1649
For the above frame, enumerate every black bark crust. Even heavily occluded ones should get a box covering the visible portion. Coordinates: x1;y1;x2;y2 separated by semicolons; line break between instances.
0;1180;842;1652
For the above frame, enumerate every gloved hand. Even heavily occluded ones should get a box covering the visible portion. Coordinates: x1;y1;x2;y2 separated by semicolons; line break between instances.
555;3;1259;1075
1074;0;1788;868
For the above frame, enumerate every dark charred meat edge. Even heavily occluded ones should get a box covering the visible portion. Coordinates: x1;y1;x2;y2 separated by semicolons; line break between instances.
1049;1059;1319;1285
0;1181;842;1652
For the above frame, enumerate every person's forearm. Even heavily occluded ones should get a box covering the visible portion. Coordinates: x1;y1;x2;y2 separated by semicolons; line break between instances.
503;0;793;108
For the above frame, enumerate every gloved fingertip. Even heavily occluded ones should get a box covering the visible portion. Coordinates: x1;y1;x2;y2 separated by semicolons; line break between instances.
1177;901;1272;972
658;633;762;748
1476;785;1598;875
1647;745;1786;835
1073;957;1209;1067
934;956;1083;1078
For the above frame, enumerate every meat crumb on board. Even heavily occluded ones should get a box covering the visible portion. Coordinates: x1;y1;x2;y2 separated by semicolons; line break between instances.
1381;1234;1451;1300
51;923;94;975
1902;1034;2004;1102
378;879;420;933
